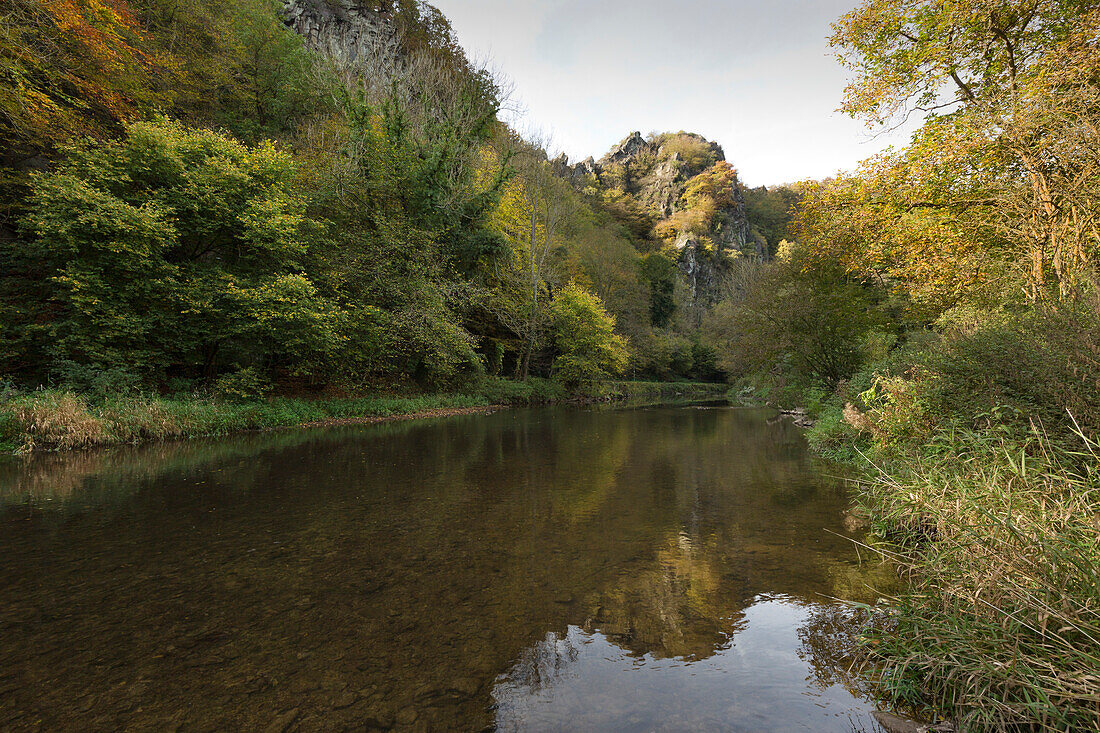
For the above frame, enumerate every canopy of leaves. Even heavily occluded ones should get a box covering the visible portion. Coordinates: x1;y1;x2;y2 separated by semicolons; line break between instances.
549;282;629;386
21;118;337;383
829;0;1100;304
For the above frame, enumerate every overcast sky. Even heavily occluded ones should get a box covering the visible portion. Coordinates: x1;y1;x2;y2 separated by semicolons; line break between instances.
431;0;914;187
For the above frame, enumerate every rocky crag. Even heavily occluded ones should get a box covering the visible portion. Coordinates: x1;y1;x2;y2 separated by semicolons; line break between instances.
280;6;754;312
282;0;400;69
554;132;758;310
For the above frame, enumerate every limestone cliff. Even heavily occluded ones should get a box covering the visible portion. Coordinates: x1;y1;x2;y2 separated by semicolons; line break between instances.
282;0;400;69
557;132;756;309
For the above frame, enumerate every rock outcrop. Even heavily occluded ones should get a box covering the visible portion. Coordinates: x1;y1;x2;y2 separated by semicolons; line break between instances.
282;0;400;69
556;131;755;309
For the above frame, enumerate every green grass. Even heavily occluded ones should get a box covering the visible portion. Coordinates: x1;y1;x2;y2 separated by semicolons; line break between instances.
0;378;728;454
854;433;1100;731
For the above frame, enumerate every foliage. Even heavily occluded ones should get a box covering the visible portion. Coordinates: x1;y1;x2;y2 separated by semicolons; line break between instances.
0;0;160;164
856;435;1100;731
0;0;734;404
707;255;885;389
17;118;338;385
548;282;629;386
848;308;1100;452
830;0;1100;305
743;184;800;256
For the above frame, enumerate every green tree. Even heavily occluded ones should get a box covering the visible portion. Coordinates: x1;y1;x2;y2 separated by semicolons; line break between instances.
549;282;629;386
19;117;337;386
743;185;800;257
707;253;883;388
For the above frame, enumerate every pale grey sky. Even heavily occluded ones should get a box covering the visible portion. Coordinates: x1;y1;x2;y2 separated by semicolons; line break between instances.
432;0;914;186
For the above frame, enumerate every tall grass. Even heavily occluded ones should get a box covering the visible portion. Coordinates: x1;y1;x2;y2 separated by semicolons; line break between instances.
0;390;501;453
857;432;1100;731
0;378;728;453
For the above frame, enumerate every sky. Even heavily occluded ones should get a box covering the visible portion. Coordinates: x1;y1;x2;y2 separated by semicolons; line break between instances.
430;0;915;187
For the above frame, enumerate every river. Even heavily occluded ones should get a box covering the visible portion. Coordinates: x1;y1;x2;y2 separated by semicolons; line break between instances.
0;404;895;731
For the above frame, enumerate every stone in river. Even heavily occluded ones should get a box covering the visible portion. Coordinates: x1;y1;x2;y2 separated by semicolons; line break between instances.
263;708;299;733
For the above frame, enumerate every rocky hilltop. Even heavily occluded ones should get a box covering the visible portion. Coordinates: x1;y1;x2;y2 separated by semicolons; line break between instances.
556;132;758;308
279;5;755;311
282;0;400;68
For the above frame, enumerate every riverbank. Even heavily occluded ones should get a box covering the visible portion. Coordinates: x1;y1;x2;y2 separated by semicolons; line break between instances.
741;384;1100;730
851;434;1100;732
0;379;729;454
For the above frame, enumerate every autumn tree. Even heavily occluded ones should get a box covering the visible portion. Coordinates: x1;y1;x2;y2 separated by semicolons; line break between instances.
549;282;629;386
482;132;582;379
0;0;159;164
830;0;1100;304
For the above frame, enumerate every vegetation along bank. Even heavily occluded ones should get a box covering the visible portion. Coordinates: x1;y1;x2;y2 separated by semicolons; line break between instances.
2;0;1100;730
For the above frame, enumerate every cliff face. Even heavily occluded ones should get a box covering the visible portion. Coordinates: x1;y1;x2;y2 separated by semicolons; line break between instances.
558;132;756;309
280;5;751;312
282;0;400;68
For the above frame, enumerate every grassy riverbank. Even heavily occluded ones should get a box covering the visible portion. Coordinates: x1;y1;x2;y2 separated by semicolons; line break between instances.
733;357;1100;729
769;384;1100;730
0;379;728;454
853;433;1100;731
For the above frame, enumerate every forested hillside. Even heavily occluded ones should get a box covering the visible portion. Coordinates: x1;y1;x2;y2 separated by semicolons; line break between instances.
0;0;784;398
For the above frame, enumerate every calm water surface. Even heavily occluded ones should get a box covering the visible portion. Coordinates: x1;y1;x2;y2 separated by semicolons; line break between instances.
0;405;894;731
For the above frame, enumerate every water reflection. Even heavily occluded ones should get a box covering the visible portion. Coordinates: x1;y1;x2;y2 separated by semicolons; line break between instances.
0;406;892;731
494;598;878;733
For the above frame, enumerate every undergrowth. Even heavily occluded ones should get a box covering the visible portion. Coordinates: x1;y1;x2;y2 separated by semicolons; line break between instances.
0;378;727;453
855;432;1100;731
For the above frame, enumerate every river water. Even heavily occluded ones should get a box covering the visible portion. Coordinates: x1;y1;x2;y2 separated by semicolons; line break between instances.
0;404;895;732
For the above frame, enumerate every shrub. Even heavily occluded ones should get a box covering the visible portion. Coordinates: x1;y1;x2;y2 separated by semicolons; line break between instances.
548;283;629;387
805;404;864;459
925;310;1100;439
850;310;1100;454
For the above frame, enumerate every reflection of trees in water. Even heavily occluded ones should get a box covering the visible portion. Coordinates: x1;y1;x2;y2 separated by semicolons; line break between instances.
797;603;890;704
0;405;892;730
496;628;581;694
588;528;751;661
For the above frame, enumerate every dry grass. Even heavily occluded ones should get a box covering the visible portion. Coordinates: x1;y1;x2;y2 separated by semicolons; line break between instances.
12;392;111;451
858;432;1100;731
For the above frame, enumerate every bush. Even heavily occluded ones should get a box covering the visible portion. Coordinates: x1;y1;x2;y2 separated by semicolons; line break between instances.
848;310;1100;454
925;310;1100;439
549;283;629;387
805;395;866;460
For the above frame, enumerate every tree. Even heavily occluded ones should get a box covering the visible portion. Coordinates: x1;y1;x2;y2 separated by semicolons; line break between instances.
0;0;159;166
831;0;1100;304
19;118;337;385
549;282;629;386
488;131;581;379
744;185;801;257
706;251;883;388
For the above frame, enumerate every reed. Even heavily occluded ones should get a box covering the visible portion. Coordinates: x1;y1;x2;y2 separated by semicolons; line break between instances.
856;432;1100;731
